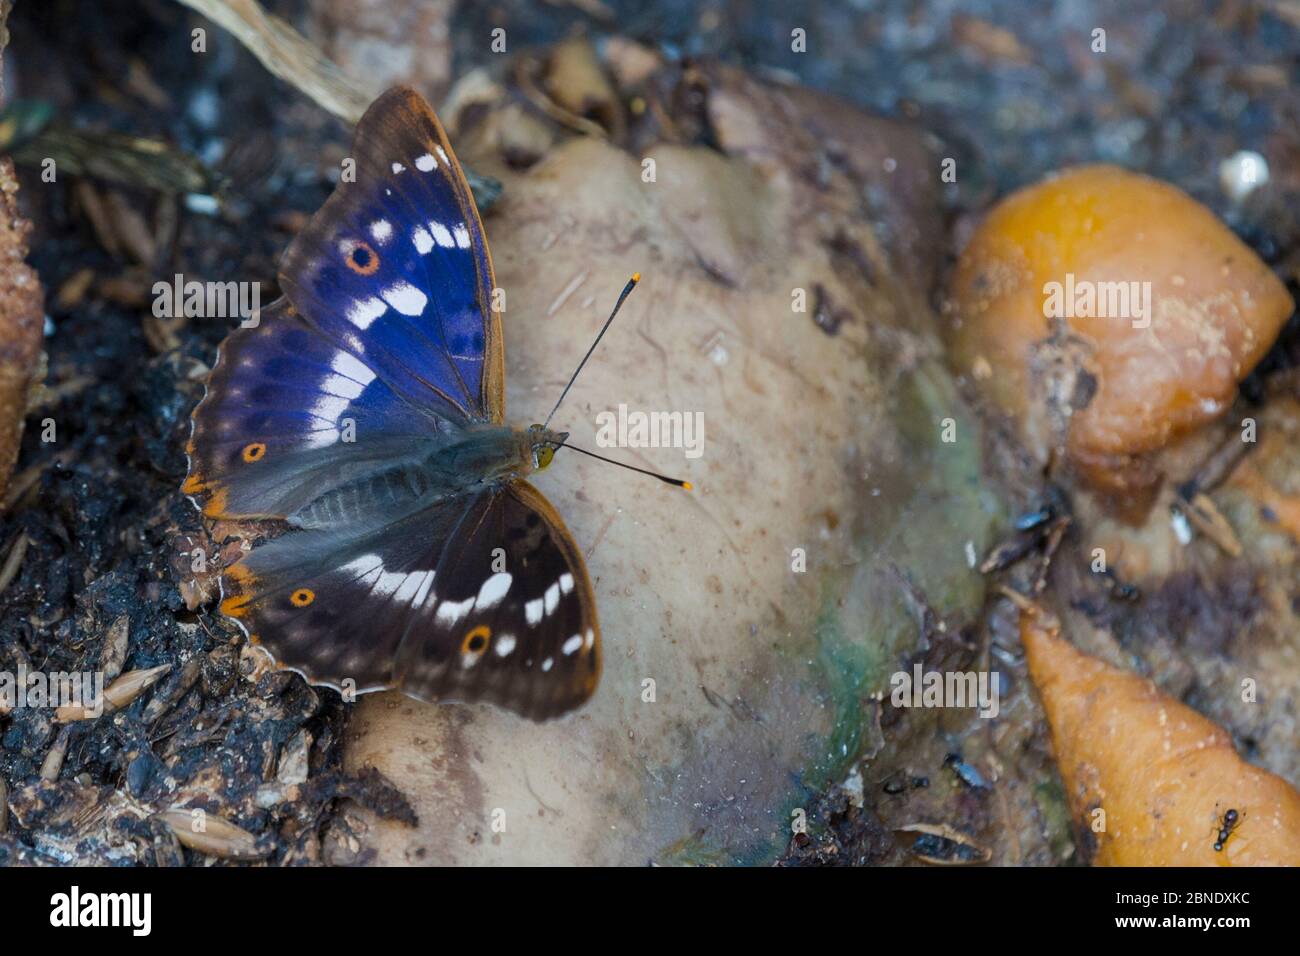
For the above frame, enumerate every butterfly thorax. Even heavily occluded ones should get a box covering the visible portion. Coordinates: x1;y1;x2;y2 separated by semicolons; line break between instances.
286;424;564;531
416;423;551;488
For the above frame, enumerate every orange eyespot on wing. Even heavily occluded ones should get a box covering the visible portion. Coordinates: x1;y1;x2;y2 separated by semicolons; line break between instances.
345;240;381;275
461;625;491;658
241;442;267;463
290;588;316;607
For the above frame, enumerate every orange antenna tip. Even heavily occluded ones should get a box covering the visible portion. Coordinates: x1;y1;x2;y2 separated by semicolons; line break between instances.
681;481;693;491
631;272;641;283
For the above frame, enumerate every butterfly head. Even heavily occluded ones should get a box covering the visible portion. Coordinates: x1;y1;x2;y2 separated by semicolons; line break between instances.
526;423;568;472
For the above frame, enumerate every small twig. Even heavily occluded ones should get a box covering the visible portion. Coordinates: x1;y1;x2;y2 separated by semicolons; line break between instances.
56;664;172;722
0;532;28;595
514;54;610;140
1171;430;1252;558
173;0;374;123
41;726;72;781
26;374;95;412
1180;429;1255;498
1033;517;1070;594
997;584;1033;611
1174;491;1244;558
3;450;74;512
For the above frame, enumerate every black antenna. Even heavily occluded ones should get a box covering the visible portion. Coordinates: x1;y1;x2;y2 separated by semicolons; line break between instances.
542;273;692;491
543;273;640;429
558;441;692;490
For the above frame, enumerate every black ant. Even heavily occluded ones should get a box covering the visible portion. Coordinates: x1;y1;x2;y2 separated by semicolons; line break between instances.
1213;807;1243;852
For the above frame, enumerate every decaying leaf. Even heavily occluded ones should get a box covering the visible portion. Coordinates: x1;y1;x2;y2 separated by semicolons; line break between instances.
0;155;44;509
0;2;42;509
947;165;1293;509
1015;594;1300;866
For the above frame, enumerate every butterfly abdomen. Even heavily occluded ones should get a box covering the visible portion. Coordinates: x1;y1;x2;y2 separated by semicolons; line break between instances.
285;427;531;530
288;464;438;530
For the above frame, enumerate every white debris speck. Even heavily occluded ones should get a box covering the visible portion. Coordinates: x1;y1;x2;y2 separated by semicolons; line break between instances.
1219;150;1268;202
842;765;865;809
184;193;220;216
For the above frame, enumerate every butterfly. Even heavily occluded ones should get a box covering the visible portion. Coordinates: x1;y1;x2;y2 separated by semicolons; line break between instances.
184;87;607;720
